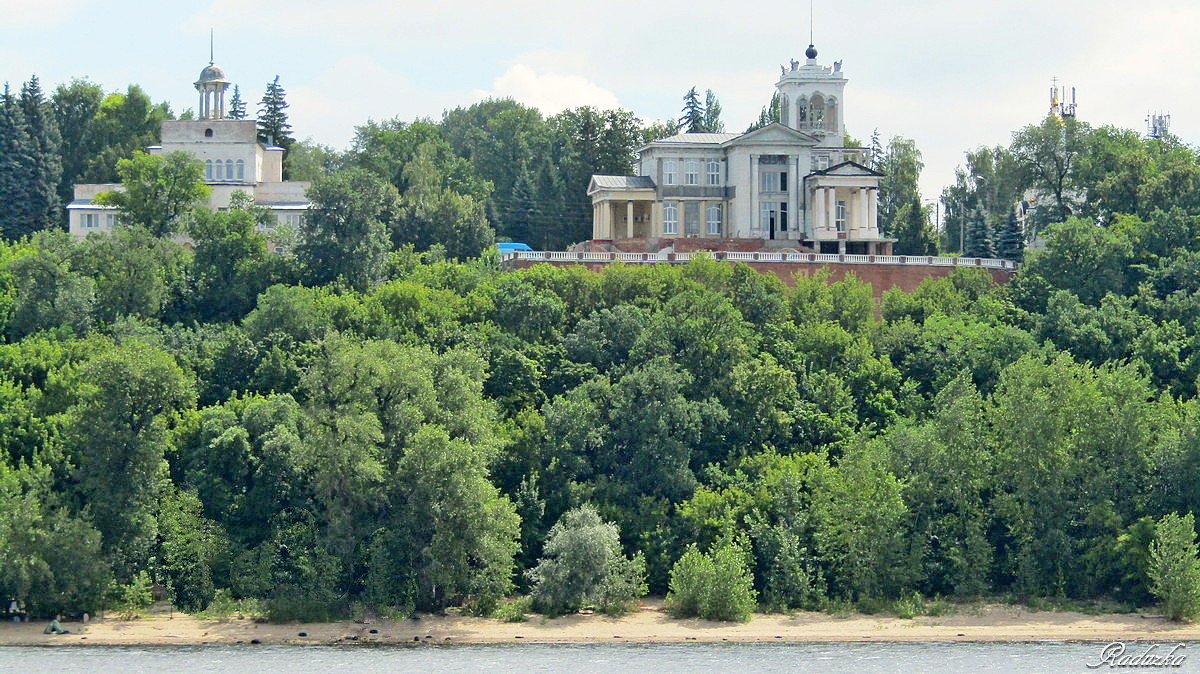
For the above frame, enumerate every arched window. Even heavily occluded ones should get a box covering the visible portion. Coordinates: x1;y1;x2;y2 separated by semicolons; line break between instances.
204;128;213;138
226;160;234;180
236;159;245;180
825;97;838;131
706;159;720;185
797;97;808;125
663;201;679;234
685;160;699;185
205;160;213;179
779;96;790;127
706;204;722;235
810;94;825;126
214;159;223;180
663;159;677;185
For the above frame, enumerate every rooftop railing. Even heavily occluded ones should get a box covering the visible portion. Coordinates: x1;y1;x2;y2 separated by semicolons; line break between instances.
503;251;1018;270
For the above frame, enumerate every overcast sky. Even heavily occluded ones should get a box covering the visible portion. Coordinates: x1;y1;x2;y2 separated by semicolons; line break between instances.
2;0;1198;200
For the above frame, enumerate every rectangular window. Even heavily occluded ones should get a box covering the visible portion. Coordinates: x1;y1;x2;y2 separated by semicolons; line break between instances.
760;171;787;192
105;213;118;229
663;159;677;185
759;203;771;231
284;213;303;227
81;213;98;228
780;202;788;231
779;171;789;192
706;159;720;185
706;204;722;235
663;201;679;234
836;200;847;232
685;160;699;185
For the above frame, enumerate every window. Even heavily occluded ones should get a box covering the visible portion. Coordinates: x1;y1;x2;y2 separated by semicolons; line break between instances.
204;128;214;138
284;213;303;227
274;246;284;254
685;160;699;185
758;203;771;231
236;159;245;180
215;160;224;180
836;200;847;232
706;159;720;185
663;201;679;234
759;171;787;192
81;213;98;228
226;160;234;180
779;202;788;231
663;159;677;185
706;204;722;235
105;213;119;229
205;160;213;179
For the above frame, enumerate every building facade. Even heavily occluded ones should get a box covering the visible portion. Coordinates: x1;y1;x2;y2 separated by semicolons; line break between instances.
68;62;309;245
587;46;891;254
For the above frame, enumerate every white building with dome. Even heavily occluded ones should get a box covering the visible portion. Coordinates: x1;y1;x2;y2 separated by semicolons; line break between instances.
67;61;310;245
587;45;892;255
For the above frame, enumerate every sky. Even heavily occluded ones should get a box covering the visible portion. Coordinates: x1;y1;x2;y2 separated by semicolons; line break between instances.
2;0;1199;203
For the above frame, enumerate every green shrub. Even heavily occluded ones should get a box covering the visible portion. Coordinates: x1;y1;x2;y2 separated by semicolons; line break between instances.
492;596;532;623
194;589;265;621
666;541;757;622
527;505;647;617
891;591;924;619
1148;512;1200;621
110;571;154;619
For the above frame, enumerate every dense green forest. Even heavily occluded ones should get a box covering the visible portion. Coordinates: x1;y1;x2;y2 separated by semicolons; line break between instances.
4;73;1200;621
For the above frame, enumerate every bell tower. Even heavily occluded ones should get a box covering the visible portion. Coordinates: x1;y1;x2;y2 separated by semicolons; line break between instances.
774;43;847;146
195;32;230;120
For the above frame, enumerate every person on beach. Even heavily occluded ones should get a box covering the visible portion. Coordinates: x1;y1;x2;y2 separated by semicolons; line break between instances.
42;616;68;635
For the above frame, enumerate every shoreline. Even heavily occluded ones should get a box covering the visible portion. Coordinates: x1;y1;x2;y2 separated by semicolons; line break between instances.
3;601;1199;647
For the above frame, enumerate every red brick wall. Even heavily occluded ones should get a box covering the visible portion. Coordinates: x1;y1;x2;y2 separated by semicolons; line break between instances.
509;259;1013;301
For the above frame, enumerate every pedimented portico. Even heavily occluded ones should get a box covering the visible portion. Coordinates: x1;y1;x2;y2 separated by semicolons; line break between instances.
586;45;894;254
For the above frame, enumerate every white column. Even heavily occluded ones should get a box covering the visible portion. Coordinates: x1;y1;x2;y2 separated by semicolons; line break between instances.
748;154;758;235
626;201;634;238
789;156;799;238
868;188;879;234
857;187;869;235
826;187;837;232
813;185;825;237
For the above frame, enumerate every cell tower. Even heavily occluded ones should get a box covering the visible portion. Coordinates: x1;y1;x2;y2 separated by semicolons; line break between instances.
1048;78;1077;119
1147;112;1172;139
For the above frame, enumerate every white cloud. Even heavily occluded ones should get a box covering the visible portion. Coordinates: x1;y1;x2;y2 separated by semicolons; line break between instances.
472;64;622;115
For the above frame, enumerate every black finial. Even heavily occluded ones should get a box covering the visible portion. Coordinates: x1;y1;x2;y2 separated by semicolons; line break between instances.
805;44;818;60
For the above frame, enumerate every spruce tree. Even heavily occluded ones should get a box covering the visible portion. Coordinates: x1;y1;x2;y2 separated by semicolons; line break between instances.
701;90;724;133
996;209;1025;261
19;76;62;230
964;209;995;258
679;87;704;133
534;158;564;248
506;167;538;245
869;129;883;171
257;76;293;150
0;84;38;239
228;85;246;120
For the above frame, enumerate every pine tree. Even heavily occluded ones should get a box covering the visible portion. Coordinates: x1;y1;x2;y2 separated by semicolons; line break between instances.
679;87;704;133
701;90;724;133
257;76;293;150
996;209;1025;261
19;76;62;230
964;209;995;258
869;129;883;171
0;84;38;239
746;93;781;132
228;85;246;120
506;167;538;246
534;158;564;248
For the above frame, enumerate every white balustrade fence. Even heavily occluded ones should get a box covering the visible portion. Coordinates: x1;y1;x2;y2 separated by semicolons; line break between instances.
501;251;1019;270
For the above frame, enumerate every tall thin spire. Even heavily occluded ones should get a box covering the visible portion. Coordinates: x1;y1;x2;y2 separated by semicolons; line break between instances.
209;28;214;65
809;0;813;45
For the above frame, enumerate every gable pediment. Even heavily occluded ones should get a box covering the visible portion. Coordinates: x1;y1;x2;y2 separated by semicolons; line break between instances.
724;123;819;147
812;160;885;177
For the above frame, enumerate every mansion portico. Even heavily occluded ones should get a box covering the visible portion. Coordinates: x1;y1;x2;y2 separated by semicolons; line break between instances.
68;61;309;245
588;45;891;254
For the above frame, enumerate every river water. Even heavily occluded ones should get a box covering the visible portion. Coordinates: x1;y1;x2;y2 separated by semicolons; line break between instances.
0;641;1195;673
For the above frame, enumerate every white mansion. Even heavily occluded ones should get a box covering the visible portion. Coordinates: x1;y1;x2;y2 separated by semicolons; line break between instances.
67;61;310;242
587;45;890;254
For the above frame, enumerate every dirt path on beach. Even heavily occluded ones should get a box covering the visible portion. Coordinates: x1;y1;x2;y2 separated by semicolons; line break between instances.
4;600;1198;647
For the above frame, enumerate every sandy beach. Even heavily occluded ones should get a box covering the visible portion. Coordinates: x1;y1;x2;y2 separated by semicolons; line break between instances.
2;600;1198;647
